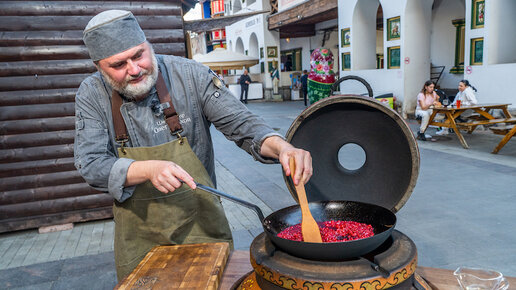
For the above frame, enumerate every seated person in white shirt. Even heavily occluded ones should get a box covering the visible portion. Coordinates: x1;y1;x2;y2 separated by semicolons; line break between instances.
452;79;479;121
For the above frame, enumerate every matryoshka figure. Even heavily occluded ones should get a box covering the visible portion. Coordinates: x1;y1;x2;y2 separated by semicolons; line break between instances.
307;48;336;104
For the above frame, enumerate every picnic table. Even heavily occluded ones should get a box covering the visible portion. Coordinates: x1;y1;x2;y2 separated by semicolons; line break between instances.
422;103;516;152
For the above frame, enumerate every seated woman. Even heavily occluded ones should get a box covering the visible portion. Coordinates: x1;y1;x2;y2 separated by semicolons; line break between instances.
452;79;478;120
453;79;478;106
415;80;443;141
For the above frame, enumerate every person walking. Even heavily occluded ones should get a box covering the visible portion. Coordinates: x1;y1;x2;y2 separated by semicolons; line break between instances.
300;70;308;106
239;69;251;103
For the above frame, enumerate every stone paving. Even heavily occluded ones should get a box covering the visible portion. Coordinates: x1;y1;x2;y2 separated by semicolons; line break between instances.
1;100;515;289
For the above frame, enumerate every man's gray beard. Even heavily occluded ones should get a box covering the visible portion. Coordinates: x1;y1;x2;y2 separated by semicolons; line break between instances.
100;50;158;101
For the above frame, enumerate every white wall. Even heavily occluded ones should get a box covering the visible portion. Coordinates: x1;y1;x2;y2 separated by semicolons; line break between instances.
228;0;267;15
352;0;379;70
262;14;280;89
487;0;516;65
280;37;311;72
403;0;432;116
464;0;483;67
279;19;339;86
338;0;355;77
467;63;516;105
339;0;406;102
465;0;516;109
338;69;403;98
314;19;339;59
278;0;308;12
430;0;465;89
338;0;516;113
226;12;280;88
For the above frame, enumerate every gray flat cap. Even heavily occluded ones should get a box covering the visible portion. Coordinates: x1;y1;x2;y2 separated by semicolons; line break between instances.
83;10;146;61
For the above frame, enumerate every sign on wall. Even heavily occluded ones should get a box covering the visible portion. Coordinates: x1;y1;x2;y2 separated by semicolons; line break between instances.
212;29;226;41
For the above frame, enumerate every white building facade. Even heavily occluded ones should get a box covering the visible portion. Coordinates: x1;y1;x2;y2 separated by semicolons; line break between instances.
225;0;339;99
337;0;516;117
225;0;279;95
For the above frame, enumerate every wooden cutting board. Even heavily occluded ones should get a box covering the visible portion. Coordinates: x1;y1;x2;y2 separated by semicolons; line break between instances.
115;242;230;290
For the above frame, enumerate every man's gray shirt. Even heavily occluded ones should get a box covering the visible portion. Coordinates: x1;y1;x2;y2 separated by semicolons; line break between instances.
74;55;281;202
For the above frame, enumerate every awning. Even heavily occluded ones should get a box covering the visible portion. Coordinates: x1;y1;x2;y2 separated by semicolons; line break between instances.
193;48;259;70
184;10;269;33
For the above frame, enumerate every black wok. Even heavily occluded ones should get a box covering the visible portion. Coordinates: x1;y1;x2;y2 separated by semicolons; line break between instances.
196;183;396;261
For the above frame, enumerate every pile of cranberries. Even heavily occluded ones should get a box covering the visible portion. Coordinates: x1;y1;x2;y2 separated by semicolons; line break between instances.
277;220;374;242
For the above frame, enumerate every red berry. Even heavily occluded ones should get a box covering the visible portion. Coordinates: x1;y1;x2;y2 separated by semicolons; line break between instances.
277;220;374;242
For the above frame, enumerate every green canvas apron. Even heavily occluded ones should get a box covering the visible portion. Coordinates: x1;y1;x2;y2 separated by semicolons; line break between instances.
110;72;233;281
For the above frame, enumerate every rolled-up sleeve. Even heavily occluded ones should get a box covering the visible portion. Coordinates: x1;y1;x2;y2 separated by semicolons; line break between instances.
108;158;136;202
74;80;136;202
194;65;283;164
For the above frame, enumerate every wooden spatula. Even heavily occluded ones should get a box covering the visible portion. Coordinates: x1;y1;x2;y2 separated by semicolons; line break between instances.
289;157;323;243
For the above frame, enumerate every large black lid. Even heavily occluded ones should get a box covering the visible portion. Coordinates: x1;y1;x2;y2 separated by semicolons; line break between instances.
283;95;420;213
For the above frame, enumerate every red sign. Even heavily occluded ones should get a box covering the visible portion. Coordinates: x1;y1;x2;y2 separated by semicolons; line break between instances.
404;57;410;64
466;65;472;74
212;29;225;41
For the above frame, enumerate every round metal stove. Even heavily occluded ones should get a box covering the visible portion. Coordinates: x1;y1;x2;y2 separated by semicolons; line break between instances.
233;230;422;290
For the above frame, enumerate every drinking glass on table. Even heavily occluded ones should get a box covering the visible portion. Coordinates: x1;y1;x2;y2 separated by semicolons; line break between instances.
442;98;449;107
457;99;462;109
454;267;509;290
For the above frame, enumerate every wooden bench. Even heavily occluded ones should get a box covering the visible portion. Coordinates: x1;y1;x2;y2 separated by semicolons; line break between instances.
455;117;516;134
489;124;515;135
490;123;516;154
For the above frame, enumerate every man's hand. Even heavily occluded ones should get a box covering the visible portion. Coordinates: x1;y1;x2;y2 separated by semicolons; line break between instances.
261;136;313;185
126;160;196;193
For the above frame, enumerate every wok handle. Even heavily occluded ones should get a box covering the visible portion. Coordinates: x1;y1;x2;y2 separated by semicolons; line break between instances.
194;182;266;222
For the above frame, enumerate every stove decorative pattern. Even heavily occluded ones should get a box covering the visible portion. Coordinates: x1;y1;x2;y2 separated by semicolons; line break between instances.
250;256;417;289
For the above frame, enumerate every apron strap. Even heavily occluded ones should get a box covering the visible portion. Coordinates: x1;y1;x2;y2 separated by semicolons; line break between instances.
156;72;183;137
110;71;184;149
111;90;129;145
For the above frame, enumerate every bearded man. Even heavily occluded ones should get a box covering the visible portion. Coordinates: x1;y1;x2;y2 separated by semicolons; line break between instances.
74;10;312;281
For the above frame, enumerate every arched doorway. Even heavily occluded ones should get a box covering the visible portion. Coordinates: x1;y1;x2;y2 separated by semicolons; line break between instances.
235;37;244;54
376;5;384;69
402;0;432;117
248;33;259;73
352;0;380;70
233;0;241;13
